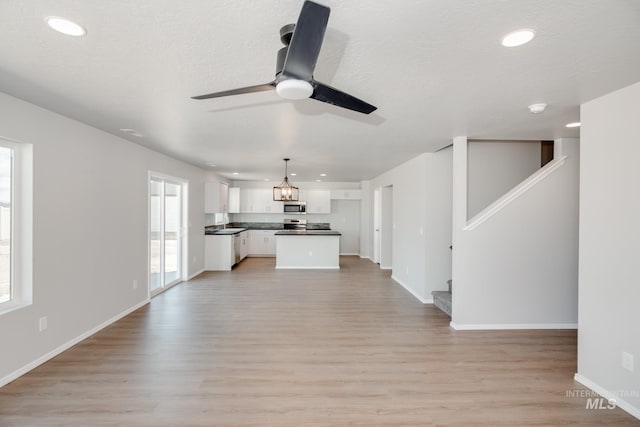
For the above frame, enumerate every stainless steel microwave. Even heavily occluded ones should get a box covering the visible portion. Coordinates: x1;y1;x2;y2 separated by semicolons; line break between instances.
283;202;306;214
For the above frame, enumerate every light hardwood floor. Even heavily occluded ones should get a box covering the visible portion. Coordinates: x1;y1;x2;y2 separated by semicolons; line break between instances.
0;257;638;426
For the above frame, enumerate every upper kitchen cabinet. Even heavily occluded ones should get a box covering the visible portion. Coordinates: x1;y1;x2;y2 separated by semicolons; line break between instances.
204;181;229;213
228;187;240;213
305;189;331;214
238;188;281;213
254;189;282;213
330;189;361;200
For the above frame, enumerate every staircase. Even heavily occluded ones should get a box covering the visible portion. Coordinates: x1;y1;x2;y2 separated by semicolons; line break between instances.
432;279;452;317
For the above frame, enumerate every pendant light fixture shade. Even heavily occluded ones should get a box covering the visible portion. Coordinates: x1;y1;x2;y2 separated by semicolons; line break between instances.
273;158;299;201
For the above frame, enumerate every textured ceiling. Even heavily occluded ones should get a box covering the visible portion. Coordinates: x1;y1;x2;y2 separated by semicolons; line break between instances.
1;0;639;181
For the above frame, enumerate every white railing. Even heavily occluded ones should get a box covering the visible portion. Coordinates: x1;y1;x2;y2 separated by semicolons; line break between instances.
464;156;567;231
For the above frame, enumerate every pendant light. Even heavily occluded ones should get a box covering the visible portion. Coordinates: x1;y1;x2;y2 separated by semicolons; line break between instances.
273;158;299;201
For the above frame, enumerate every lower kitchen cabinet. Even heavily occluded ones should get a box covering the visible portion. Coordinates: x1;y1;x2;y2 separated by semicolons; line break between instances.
205;235;235;270
248;230;277;256
239;231;249;259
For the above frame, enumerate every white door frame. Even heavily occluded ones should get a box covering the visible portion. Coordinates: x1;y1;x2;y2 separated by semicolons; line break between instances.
373;187;381;264
148;171;189;297
380;185;393;270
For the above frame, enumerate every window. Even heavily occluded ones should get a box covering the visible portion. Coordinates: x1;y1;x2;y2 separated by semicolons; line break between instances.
0;137;32;314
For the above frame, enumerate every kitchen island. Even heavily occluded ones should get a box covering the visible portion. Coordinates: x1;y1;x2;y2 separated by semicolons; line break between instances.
275;230;342;269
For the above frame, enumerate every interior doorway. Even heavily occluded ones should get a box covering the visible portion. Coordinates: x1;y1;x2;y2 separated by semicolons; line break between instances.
149;173;188;296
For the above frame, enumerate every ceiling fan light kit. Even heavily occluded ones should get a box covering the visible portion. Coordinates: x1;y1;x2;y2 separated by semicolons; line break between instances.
276;79;314;100
192;0;376;114
273;158;299;201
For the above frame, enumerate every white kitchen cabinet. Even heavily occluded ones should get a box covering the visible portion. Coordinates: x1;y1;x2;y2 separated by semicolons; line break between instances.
330;189;361;200
205;182;229;213
239;230;249;260
305;189;331;213
252;189;281;213
248;230;277;256
238;188;282;213
228;187;240;213
239;188;254;212
265;232;277;254
204;235;235;270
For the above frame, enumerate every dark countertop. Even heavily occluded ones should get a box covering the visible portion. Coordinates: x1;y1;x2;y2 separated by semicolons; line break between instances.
205;228;248;235
229;222;284;230
275;230;342;236
205;222;331;235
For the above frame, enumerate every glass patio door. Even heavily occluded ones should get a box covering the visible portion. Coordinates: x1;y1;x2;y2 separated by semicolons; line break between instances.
150;176;184;294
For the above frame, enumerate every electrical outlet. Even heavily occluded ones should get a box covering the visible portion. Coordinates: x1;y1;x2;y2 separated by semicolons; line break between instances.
622;352;634;372
133;279;138;290
193;256;196;264
39;316;47;332
308;251;313;257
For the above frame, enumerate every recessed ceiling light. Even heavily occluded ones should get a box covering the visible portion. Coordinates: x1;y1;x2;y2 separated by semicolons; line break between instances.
232;172;239;175
528;103;547;114
119;128;144;137
320;173;327;177
316;179;322;182
290;173;297;176
263;178;269;182
566;122;581;128
46;16;86;37
502;29;535;47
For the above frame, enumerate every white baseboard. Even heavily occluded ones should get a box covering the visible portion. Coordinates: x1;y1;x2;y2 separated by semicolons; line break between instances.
450;321;578;330
340;253;360;256
275;266;339;270
0;299;150;389
188;268;205;280
380;265;392;270
574;373;640;420
391;275;432;304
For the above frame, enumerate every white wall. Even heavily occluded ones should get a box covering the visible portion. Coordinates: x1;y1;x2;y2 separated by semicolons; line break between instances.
577;81;640;417
0;91;208;385
451;137;579;328
467;140;541;218
365;150;453;302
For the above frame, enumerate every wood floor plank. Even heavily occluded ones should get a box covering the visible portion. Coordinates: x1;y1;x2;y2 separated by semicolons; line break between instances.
0;256;637;426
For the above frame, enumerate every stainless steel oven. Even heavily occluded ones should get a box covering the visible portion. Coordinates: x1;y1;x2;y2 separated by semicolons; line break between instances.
284;218;307;230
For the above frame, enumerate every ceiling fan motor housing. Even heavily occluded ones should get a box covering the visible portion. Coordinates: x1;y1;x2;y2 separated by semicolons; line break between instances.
276;24;295;77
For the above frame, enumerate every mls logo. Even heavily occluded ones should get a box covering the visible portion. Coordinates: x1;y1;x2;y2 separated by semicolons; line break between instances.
586;397;616;410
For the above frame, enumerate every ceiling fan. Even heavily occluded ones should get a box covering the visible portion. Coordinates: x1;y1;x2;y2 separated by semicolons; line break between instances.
191;0;377;114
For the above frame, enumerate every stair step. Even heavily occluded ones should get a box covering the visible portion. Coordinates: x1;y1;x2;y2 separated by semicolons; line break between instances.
431;290;451;317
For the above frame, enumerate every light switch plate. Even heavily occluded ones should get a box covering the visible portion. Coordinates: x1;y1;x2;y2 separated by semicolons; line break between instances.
622;352;634;372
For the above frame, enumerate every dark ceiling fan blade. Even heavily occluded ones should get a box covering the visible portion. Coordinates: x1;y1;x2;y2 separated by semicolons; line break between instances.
310;81;377;114
281;1;330;81
191;82;276;100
